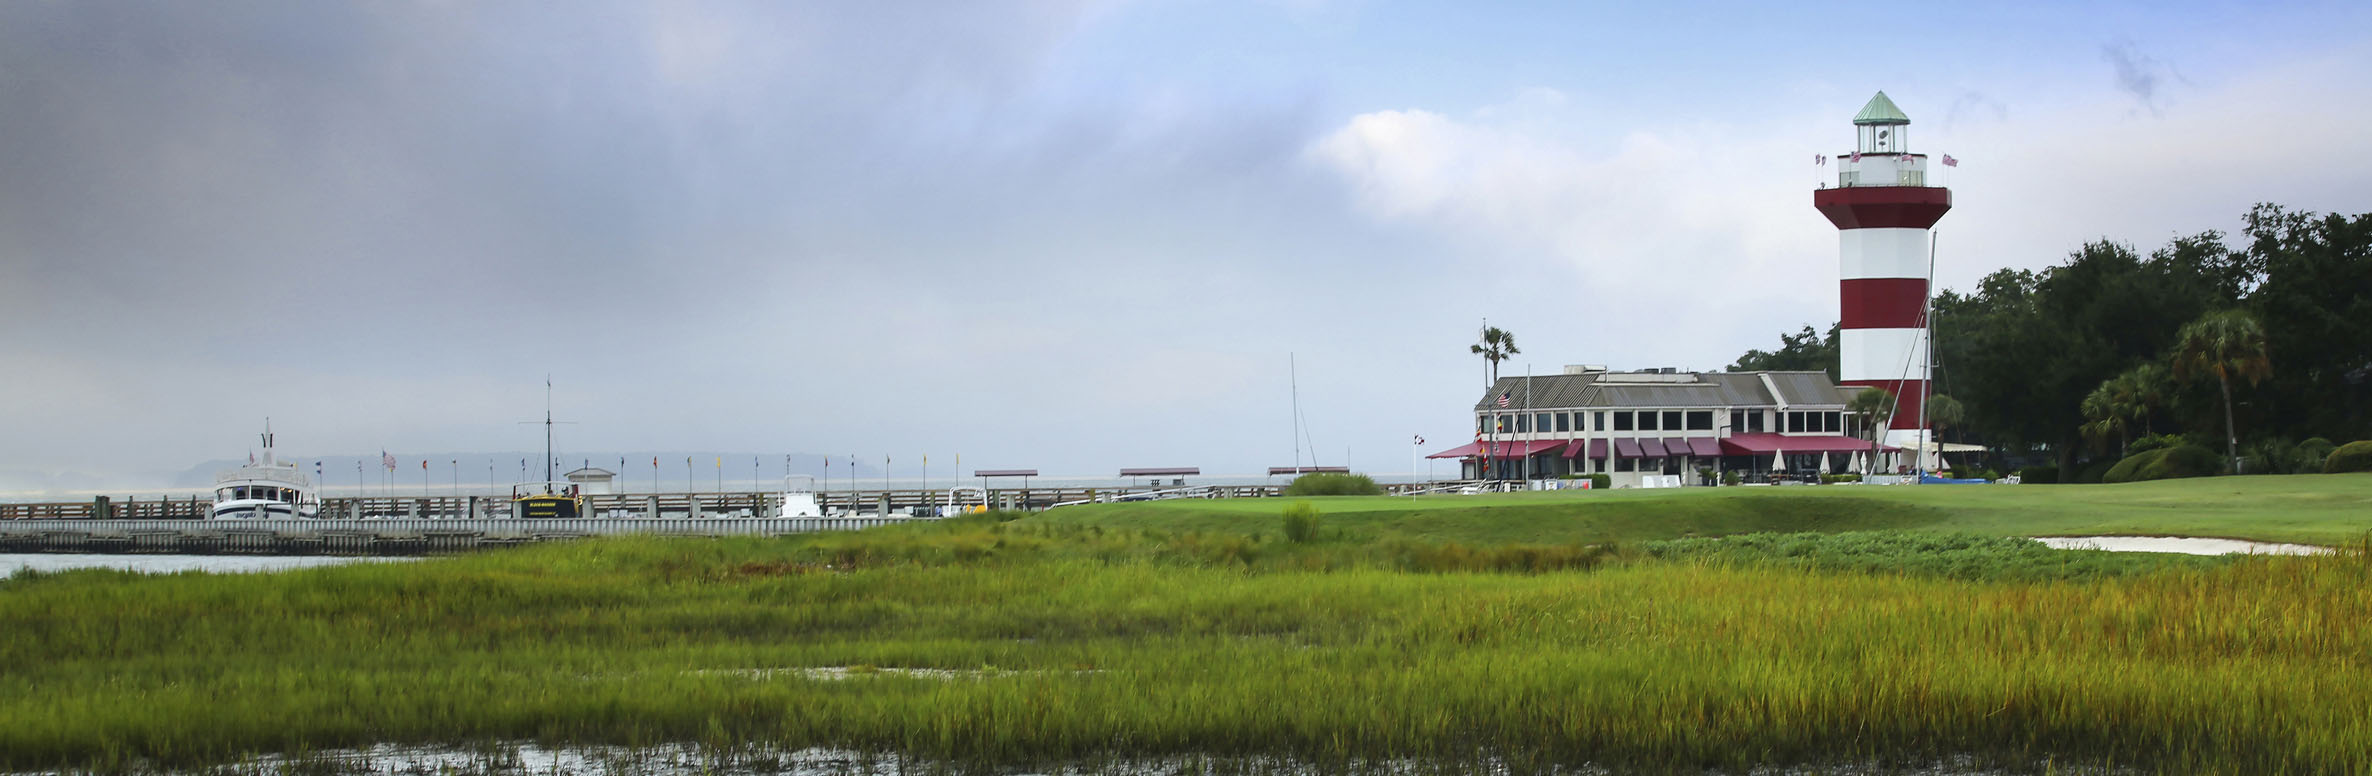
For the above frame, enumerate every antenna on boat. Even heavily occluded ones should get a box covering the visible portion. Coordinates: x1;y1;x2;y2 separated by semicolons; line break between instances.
519;376;576;495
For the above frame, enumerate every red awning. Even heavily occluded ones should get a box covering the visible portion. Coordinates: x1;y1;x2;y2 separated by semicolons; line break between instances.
1719;432;1894;454
1613;438;1644;458
1564;438;1606;459
1686;437;1722;457
1638;438;1669;457
1426;439;1569;459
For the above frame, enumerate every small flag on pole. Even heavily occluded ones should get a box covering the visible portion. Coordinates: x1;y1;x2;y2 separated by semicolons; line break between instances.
1941;154;1959;167
1849;151;1861;163
383;451;397;471
1413;434;1425;446
1813;154;1826;166
1496;391;1510;408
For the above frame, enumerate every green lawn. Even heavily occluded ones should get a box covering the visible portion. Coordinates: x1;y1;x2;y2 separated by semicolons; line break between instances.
1037;474;2372;546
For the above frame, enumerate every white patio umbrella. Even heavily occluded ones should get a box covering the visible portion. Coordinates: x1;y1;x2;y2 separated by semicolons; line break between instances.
1823;452;1835;474
1850;450;1865;474
1771;449;1784;473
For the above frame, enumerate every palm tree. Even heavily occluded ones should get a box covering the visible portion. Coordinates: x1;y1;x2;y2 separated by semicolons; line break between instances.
1470;325;1519;387
1847;386;1896;475
2125;363;2172;436
1927;394;1966;470
2172;309;2272;472
2079;381;2132;455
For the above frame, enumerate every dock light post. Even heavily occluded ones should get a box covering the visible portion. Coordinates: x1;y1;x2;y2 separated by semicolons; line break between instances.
686;457;693;494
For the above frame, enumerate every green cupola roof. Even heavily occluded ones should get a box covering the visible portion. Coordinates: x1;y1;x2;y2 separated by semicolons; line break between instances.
1852;91;1909;125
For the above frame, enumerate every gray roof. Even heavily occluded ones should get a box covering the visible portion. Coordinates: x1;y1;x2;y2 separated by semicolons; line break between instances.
1473;371;1846;412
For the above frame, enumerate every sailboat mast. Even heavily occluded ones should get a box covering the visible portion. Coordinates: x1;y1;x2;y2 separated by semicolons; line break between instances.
544;377;555;489
1921;232;1938;473
1290;353;1302;473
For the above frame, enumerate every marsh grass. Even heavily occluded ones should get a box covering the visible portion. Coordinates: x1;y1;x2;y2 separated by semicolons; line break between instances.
2;500;2369;773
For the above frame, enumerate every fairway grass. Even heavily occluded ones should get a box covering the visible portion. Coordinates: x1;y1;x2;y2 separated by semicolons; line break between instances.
3;476;2369;774
1042;474;2372;546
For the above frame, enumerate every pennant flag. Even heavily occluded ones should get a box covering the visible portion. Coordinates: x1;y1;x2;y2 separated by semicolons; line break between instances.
1413;434;1425;446
1941;154;1959;167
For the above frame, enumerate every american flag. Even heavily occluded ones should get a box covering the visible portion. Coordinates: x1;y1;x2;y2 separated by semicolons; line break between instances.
382;451;396;471
1496;391;1510;408
1849;151;1862;163
1942;154;1959;167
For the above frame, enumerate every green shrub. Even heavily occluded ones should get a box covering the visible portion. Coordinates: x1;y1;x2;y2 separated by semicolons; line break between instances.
2101;450;2161;484
1721;470;1741;486
1284;472;1383;496
1820;473;1861;484
2128;433;2186;455
2297;438;2338;472
2105;444;2222;483
1587;473;1611;489
1281;501;1321;543
2018;466;2059;484
2073;459;2115;484
2325;440;2372;473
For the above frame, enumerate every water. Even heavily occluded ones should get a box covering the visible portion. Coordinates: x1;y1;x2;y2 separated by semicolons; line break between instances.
2033;535;2332;556
1;553;416;576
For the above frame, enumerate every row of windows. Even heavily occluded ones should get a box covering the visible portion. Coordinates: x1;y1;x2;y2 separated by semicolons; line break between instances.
1481;409;1842;434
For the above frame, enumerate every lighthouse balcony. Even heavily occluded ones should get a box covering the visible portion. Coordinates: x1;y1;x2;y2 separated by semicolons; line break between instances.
1826;154;1928;189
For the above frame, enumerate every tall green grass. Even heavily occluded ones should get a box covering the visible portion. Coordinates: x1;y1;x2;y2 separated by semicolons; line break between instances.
2;513;2368;773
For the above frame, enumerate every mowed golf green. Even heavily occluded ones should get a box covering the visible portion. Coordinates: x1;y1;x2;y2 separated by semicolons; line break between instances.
1041;474;2372;546
2;475;2367;774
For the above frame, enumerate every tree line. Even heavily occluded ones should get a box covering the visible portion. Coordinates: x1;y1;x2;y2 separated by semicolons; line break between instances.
1730;204;2370;478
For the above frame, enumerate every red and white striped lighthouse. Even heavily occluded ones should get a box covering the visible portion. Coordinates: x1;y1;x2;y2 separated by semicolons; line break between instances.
1812;92;1950;466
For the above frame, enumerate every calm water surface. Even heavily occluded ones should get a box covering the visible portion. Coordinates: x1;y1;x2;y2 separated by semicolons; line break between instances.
1;553;416;575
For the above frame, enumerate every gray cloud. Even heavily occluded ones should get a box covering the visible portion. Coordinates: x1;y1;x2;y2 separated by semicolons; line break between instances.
2101;42;2181;117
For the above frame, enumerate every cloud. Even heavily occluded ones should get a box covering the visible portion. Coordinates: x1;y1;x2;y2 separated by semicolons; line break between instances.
2101;41;2184;117
1305;92;1843;372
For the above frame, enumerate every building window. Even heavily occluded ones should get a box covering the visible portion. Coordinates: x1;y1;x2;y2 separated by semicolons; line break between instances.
1614;412;1633;431
1516;415;1530;433
1786;412;1805;433
1637;412;1658;431
1497;415;1513;433
1663;411;1683;430
1594;412;1606;431
1535;413;1551;433
1555;413;1570;433
1687;411;1713;431
1825;412;1841;433
1615;456;1635;472
1478;416;1488;434
1749;412;1766;432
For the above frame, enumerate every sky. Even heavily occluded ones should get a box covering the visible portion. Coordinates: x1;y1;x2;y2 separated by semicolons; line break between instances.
4;0;2368;494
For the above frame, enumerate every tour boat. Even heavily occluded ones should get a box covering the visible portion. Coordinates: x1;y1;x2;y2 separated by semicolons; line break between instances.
209;423;319;519
509;379;584;519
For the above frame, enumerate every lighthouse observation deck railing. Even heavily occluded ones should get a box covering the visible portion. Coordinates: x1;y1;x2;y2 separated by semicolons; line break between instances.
1837;169;1924;187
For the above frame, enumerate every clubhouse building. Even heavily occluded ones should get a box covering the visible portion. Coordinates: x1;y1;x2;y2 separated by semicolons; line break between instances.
1427;365;1889;488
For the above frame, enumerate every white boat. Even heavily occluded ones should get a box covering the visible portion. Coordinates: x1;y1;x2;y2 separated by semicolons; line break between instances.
209;423;319;520
781;475;823;518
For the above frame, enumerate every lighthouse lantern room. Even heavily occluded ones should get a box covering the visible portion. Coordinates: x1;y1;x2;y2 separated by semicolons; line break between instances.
1813;91;1952;471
